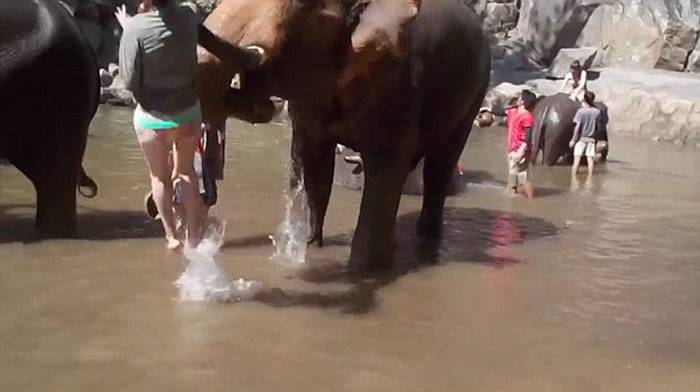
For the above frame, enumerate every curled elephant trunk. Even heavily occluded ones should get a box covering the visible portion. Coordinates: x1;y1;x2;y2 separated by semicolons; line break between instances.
197;24;267;70
77;166;98;199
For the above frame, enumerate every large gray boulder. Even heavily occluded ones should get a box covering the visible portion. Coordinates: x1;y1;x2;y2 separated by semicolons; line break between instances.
483;83;537;111
577;0;700;72
688;39;700;72
548;47;598;77
512;0;603;66
484;2;520;35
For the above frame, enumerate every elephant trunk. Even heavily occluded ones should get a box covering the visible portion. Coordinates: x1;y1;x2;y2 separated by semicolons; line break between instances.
197;24;266;71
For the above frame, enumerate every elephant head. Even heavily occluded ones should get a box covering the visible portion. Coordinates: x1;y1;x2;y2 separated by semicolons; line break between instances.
197;0;423;126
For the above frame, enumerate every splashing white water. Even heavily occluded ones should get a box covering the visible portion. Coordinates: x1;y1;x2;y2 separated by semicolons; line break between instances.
175;218;262;303
269;179;310;266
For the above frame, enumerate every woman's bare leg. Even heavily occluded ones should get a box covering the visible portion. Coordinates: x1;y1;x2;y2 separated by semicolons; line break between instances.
137;128;180;249
173;121;204;248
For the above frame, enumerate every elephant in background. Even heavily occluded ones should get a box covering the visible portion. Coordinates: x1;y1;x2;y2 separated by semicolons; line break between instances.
530;93;609;165
197;0;491;271
1;0;99;237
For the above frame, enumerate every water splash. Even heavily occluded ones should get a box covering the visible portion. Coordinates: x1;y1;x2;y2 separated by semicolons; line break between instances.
175;219;262;303
269;179;310;266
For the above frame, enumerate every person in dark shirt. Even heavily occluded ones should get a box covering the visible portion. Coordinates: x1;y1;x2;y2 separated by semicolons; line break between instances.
569;91;601;181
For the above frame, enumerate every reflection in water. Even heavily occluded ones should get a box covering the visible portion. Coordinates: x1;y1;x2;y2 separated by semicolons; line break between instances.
1;107;700;391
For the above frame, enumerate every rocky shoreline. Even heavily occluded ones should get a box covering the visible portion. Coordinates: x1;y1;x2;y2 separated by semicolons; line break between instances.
67;0;700;148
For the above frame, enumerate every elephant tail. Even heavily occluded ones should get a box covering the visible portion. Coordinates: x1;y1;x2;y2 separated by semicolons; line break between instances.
530;104;549;164
78;166;98;199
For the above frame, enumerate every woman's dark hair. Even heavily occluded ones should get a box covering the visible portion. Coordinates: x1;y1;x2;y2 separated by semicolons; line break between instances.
521;90;537;111
570;60;582;70
152;0;171;7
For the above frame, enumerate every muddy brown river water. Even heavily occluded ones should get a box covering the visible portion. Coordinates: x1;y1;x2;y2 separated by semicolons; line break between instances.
1;106;700;391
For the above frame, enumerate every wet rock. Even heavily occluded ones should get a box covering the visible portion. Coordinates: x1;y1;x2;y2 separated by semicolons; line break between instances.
548;47;598;78
482;82;538;116
100;86;135;107
655;23;699;71
688;44;700;72
107;63;119;77
465;0;488;18
484;2;519;35
192;0;221;19
100;72;135;107
491;45;507;59
99;68;113;88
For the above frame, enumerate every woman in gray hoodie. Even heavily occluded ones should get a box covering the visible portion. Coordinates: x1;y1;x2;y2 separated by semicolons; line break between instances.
118;0;206;250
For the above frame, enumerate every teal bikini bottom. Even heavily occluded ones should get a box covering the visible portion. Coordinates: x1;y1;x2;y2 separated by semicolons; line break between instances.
133;102;201;130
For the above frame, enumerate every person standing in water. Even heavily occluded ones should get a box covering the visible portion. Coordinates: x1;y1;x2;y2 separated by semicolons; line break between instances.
505;90;537;199
558;60;588;102
480;92;537;198
117;0;205;250
569;91;601;182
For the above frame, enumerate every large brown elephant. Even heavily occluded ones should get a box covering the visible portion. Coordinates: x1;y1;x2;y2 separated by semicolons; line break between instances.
530;93;609;165
197;0;491;272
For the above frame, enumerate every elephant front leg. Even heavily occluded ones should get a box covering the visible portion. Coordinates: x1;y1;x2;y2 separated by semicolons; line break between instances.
300;138;335;248
36;179;78;237
349;154;411;273
12;156;80;237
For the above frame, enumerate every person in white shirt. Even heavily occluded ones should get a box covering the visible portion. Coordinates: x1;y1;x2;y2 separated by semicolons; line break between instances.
558;60;588;102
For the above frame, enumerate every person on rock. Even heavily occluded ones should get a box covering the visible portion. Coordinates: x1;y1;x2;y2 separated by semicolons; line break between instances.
569;91;601;183
558;60;588;102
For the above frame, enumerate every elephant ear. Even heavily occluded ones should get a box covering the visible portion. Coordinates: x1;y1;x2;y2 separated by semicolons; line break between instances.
338;0;421;88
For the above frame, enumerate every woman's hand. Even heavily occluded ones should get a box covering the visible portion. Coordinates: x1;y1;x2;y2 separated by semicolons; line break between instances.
115;5;132;29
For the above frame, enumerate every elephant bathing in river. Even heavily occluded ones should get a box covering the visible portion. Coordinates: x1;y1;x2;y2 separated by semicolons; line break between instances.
530;93;609;165
0;0;99;237
197;0;491;271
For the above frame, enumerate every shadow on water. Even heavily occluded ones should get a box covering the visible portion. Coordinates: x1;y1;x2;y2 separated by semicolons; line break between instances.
222;234;349;250
0;204;161;244
254;207;558;314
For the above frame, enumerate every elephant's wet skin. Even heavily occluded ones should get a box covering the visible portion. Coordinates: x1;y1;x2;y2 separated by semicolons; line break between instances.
252;207;558;314
530;93;610;165
198;0;491;272
0;0;99;237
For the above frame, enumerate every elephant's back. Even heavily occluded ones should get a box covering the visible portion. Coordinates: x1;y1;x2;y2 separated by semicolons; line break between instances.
412;0;490;137
0;0;92;80
0;0;98;126
540;94;580;124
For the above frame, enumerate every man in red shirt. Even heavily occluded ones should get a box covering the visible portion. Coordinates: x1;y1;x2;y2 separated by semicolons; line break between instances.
504;90;536;198
480;90;537;198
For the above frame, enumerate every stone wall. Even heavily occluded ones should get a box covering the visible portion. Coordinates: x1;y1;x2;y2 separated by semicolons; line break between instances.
519;67;700;147
510;0;700;73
